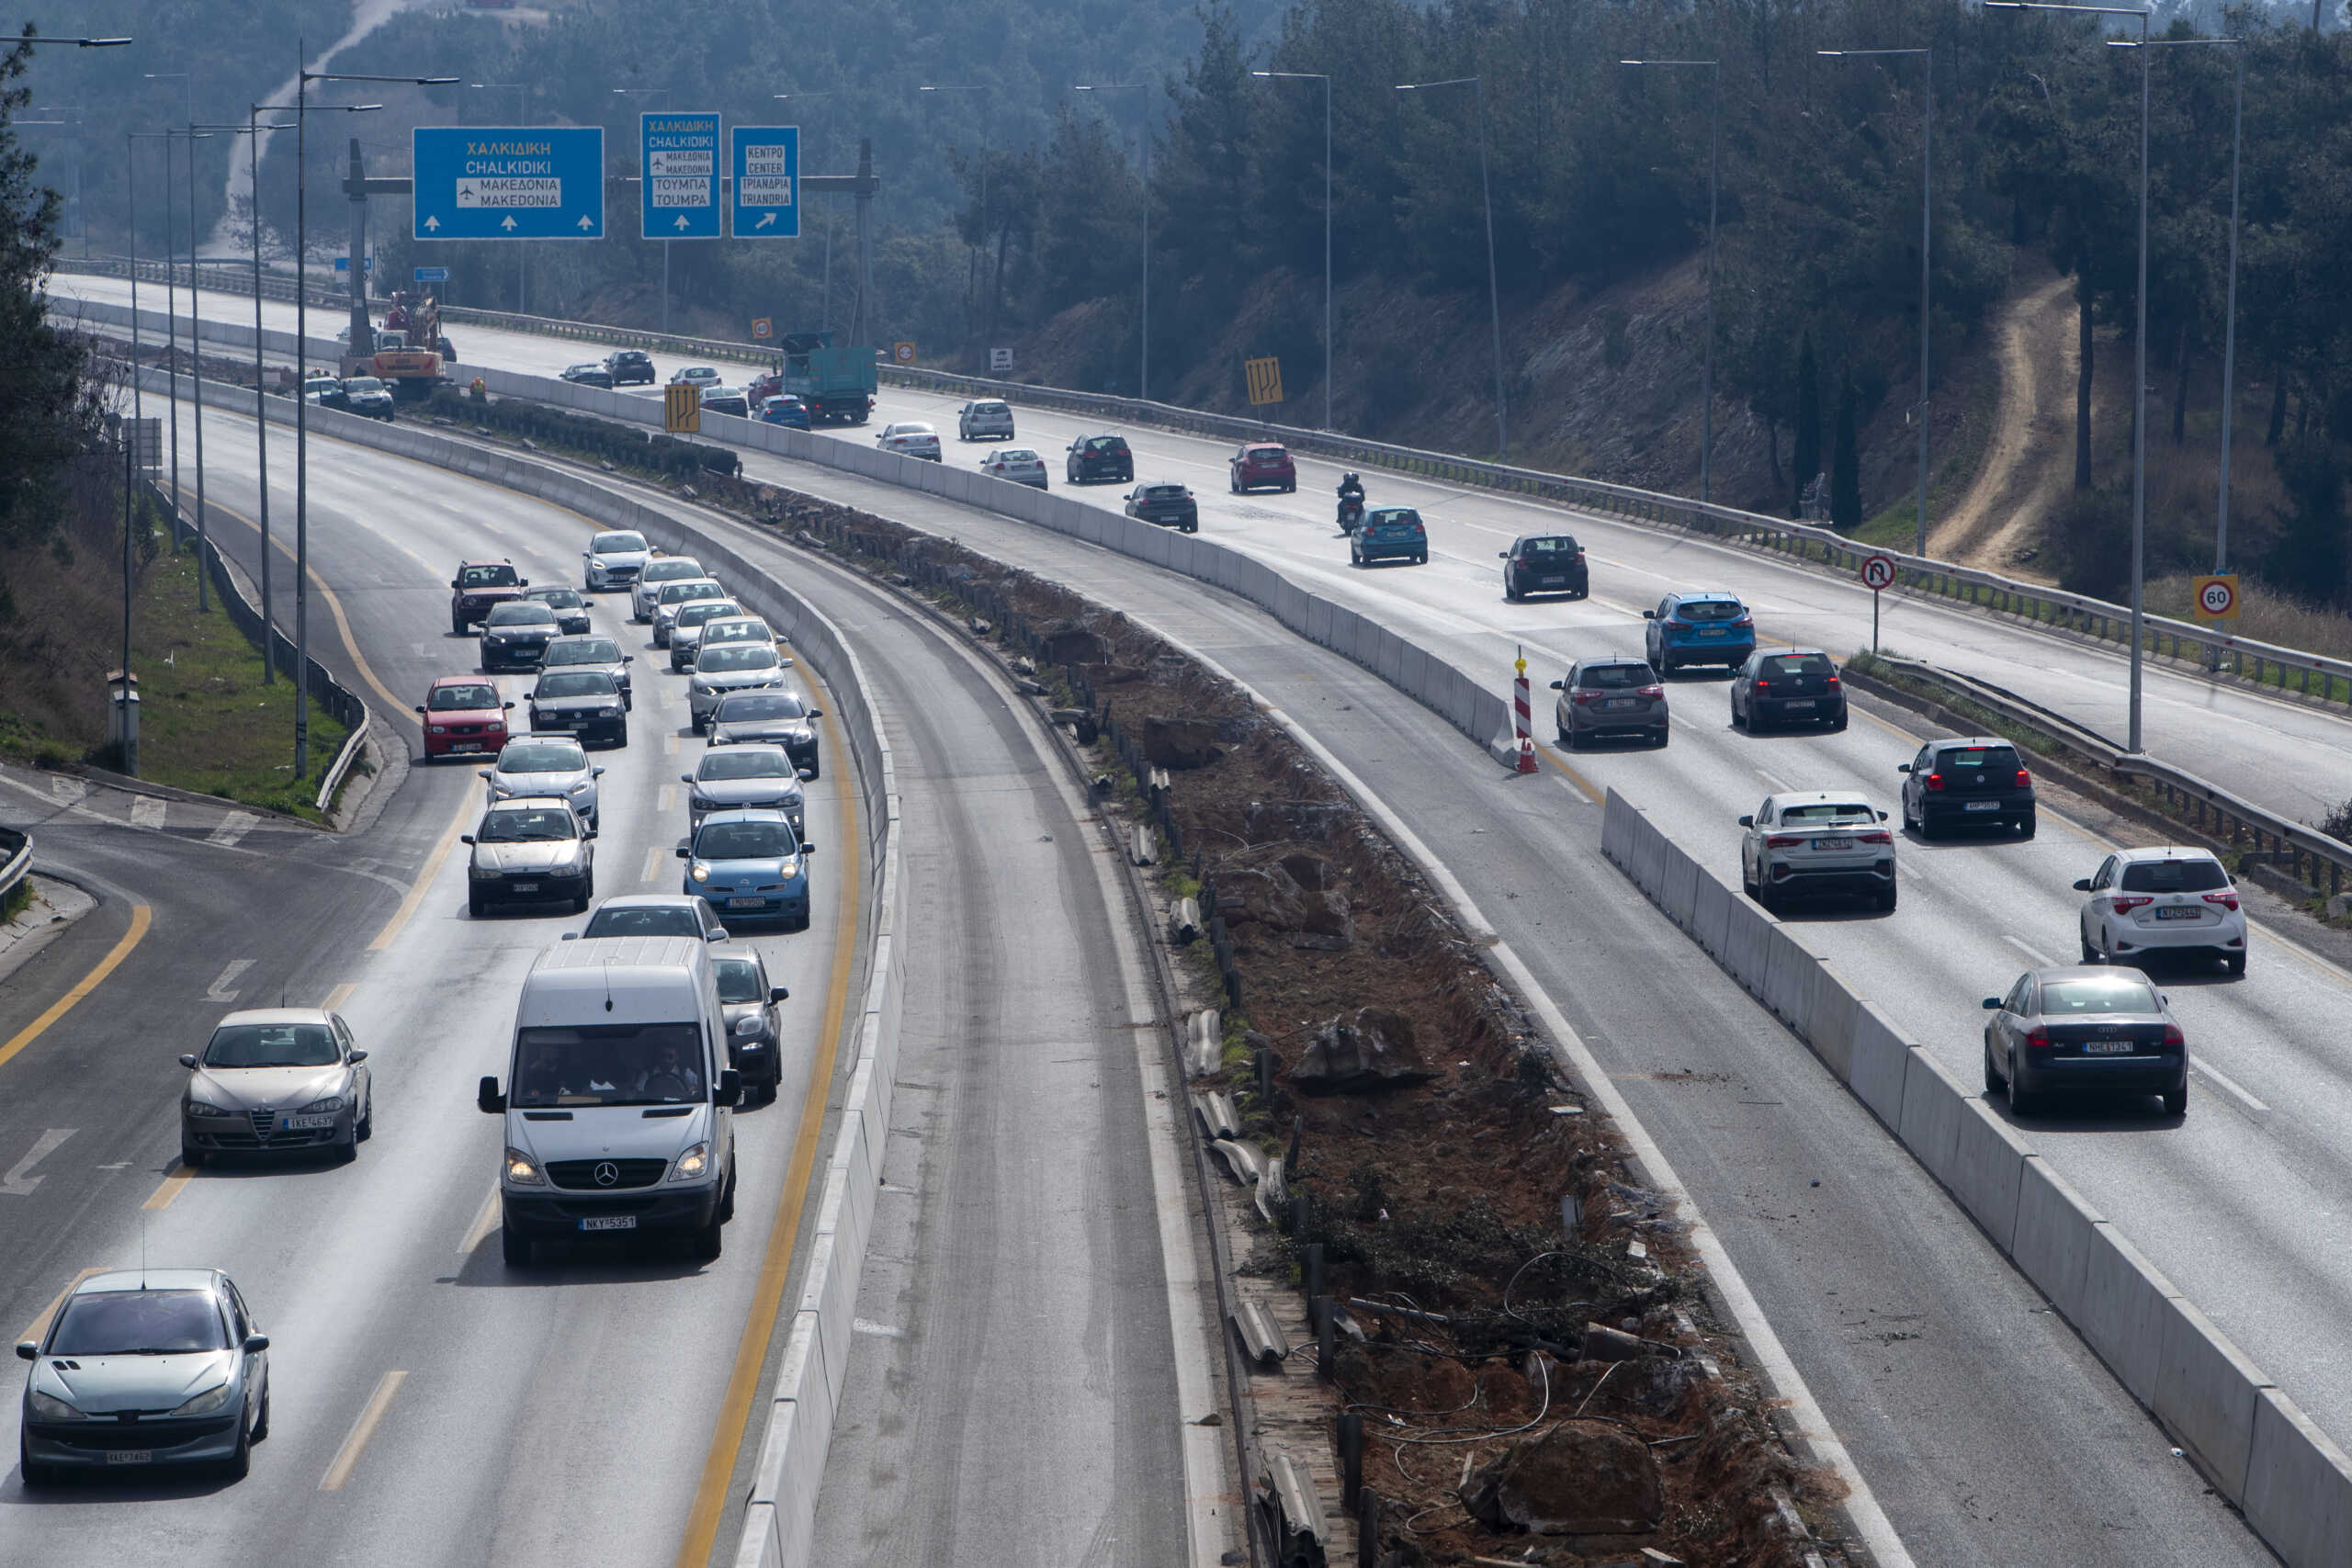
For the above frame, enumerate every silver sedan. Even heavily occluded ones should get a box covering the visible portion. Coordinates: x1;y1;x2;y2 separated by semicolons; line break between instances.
684;742;808;832
689;644;790;731
177;1009;373;1165
481;737;605;829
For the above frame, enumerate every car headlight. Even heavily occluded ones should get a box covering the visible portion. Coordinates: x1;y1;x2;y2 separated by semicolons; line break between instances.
778;856;801;879
470;860;498;880
691;863;710;883
690;794;717;812
732;1014;765;1037
28;1389;85;1421
694;685;718;698
185;1100;231;1118
568;780;593;795
430;725;448;734
169;1381;235;1417
503;1147;545;1186
667;1141;712;1182
599;707;620;717
301;1095;346;1113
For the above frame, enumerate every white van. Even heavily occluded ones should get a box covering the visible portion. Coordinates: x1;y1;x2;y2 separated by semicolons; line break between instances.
477;935;741;1266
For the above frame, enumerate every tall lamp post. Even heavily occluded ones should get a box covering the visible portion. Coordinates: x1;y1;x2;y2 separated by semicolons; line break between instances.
186;121;282;615
1251;70;1333;430
775;93;835;331
1820;47;1934;555
130;130;185;513
1396;76;1507;458
1986;2;2149;751
919;84;994;356
247;104;322;684
613;88;672;332
1620;59;1721;502
296;62;454;776
470;83;528;310
1074;82;1151;399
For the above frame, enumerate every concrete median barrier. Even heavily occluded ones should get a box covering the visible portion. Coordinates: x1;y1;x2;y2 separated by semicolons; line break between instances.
2007;1155;2103;1325
1847;1003;1914;1133
1719;893;1772;998
1656;840;1700;930
1688;866;1733;960
2076;1224;2184;1408
2154;1297;2271;1499
1760;925;1824;1030
2245;1390;2352;1568
1946;1102;2032;1252
1805;965;1859;1080
1894;1049;1970;1190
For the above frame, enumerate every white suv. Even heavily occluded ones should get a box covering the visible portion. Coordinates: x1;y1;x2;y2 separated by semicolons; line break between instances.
2074;847;2247;976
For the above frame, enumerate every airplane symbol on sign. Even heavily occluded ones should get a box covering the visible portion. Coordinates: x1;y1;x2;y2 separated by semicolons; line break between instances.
423;215;441;231
754;211;775;231
500;215;518;231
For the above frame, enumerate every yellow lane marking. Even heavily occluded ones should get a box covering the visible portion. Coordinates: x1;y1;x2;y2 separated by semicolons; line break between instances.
641;845;666;886
1538;743;1602;805
143;1166;195;1212
673;701;863;1568
319;1369;409;1491
368;787;477;953
322;981;356;1012
459;1183;501;1255
659;783;678;813
199;499;406;716
0;905;153;1077
17;1267;109;1346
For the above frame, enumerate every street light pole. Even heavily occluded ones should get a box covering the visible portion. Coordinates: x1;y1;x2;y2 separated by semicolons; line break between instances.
130;130;183;513
1396;76;1507;457
183;126;220;611
124;132;141;426
1621;59;1721;502
1075;83;1152;399
1252;71;1333;429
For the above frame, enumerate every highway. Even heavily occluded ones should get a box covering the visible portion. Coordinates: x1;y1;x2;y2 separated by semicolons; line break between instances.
0;402;1216;1564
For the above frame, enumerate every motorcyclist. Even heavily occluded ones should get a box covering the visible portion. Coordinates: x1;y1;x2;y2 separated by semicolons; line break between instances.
1336;471;1366;531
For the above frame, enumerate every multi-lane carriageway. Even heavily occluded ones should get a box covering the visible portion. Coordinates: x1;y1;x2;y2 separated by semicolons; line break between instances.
15;268;2346;1565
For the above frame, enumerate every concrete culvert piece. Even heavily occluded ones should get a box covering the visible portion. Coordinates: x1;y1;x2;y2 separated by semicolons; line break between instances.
1459;1417;1666;1535
1293;1007;1432;1093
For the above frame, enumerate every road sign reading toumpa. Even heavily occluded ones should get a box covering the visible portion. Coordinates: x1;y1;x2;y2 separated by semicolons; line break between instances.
2192;573;2240;624
664;383;701;434
1860;554;1897;592
1244;355;1283;407
413;127;605;241
730;126;799;237
643;111;721;239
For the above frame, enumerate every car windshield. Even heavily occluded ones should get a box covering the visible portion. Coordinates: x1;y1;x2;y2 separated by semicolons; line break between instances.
678;602;740;628
643;560;702;582
1522;536;1578;556
544;639;620;666
500;742;584;773
461;566;519;588
718;693;805;722
582;907;702;939
343;378;384;392
479;807;577;843
203;1021;338;1068
662;581;721;604
697;822;797;860
529;589;583;608
512;1022;706;1109
2041;976;2162;1014
2120;859;2230;893
712;958;764;1005
1678;599;1744;622
1939;745;2021;773
1778;801;1876;826
592;532;645;554
488;604;556;626
704;621;764;642
701;750;789;781
1577;665;1654;690
48;1290;227;1356
537;672;615;699
427;683;498;710
1761;654;1836;677
697;646;777;673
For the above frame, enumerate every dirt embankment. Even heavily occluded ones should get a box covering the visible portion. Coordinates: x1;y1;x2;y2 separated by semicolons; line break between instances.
1928;270;2084;575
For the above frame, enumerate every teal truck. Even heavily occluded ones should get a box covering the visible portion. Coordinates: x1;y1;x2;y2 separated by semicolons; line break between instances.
778;331;876;425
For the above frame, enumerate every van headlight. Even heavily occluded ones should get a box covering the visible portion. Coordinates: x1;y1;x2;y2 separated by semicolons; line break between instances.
503;1148;545;1186
169;1381;235;1417
667;1141;712;1182
28;1390;85;1421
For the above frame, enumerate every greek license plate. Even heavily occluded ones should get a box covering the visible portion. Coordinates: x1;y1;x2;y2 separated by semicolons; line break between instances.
106;1450;153;1465
2083;1041;2136;1055
2155;907;2201;920
1814;838;1853;851
452;742;482;753
580;1214;637;1233
285;1113;336;1130
1699;628;1725;637
1605;698;1637;711
1539;576;1566;586
511;882;538;893
1965;800;2001;812
1782;699;1815;710
728;896;765;908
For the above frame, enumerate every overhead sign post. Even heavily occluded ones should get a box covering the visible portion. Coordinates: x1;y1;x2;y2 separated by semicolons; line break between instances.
1860;553;1897;655
643;111;721;239
413;127;605;241
664;383;701;434
729;126;799;237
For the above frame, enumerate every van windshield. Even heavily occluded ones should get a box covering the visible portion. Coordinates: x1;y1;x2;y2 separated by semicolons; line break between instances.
513;1022;707;1107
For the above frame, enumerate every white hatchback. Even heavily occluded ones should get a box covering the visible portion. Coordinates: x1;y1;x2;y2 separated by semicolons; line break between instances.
957;399;1015;440
876;422;943;461
2074;847;2247;975
978;446;1048;489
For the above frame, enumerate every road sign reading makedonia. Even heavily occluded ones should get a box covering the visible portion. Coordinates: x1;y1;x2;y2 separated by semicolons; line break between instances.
643;111;721;239
730;126;799;237
413;127;605;241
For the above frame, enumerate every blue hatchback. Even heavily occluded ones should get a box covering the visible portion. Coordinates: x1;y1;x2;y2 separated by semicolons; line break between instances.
677;808;814;930
759;395;812;431
1644;591;1756;671
1351;507;1428;566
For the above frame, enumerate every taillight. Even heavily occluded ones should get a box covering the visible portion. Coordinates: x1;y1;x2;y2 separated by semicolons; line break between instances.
1573;690;1604;705
1576;549;1586;562
1859;830;1893;844
1636;685;1663;698
2203;891;2240;911
1765;835;1804;848
2026;1028;2052;1051
1925;773;1946;791
1731;614;1754;628
2162;1023;2186;1048
1753;679;1770;690
2016;769;2032;787
1826;674;1840;685
2112;896;2154;912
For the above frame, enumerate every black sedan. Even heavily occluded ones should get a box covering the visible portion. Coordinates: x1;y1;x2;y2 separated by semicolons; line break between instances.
524;586;593;637
1124;481;1199;533
1500;535;1588;600
1731;649;1848;732
713;950;790;1101
561;361;616;389
605;349;656;385
526;670;629;747
1982;966;2187;1116
479;602;562;671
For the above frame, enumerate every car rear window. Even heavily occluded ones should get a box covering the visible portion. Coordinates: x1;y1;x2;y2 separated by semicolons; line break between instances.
1086;436;1127;453
1371;509;1424;530
2040;976;2162;1013
428;683;498;710
1145;485;1188;500
344;378;384;392
1939;745;2021;773
545;638;620;665
1761;654;1836;677
973;401;1008;415
1000;449;1039;463
1778;801;1876;825
1522;536;1579;557
2119;858;2230;893
1678;599;1744;622
1577;664;1655;689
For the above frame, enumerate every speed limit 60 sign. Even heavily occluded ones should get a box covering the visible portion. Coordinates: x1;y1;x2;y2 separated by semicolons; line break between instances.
2192;573;2240;624
1860;554;1897;592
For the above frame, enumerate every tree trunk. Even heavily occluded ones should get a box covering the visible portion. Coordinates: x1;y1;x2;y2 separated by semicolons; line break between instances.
2269;370;2289;446
2075;275;2095;491
2171;318;2190;447
1831;374;1862;531
1764;414;1782;494
990;219;1011;353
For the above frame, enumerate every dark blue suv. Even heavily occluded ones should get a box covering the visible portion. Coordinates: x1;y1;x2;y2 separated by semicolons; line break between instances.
1644;591;1755;671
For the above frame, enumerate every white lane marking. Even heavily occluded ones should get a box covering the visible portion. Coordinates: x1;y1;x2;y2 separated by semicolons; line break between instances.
129;796;166;829
48;777;85;807
2191;1055;2269;1114
207;810;259;847
318;1369;409;1491
205;958;255;1003
460;1184;502;1254
851;1318;905;1338
0;1129;76;1196
2003;936;2056;967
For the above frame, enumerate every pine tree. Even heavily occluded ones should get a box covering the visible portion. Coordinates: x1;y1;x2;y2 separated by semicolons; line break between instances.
1791;333;1821;519
1830;371;1862;532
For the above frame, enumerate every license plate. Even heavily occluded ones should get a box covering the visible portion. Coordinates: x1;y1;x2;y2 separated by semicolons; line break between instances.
1964;800;2001;812
285;1113;336;1130
1813;838;1853;851
1781;699;1815;710
579;1214;637;1233
512;882;538;893
106;1450;153;1465
452;742;483;753
2155;907;2201;920
1539;576;1566;586
1699;628;1725;637
1604;698;1637;711
728;896;765;908
2083;1041;2136;1055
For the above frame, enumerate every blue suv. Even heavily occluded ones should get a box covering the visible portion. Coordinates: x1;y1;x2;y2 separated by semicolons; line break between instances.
1643;591;1755;671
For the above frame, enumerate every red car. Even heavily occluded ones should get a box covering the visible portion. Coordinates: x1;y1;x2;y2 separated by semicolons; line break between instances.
416;675;514;760
1228;442;1296;494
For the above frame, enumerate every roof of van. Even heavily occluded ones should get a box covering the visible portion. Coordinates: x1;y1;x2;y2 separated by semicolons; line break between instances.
531;935;709;976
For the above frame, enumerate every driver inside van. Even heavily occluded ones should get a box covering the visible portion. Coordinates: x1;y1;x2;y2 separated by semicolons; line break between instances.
638;1040;703;1100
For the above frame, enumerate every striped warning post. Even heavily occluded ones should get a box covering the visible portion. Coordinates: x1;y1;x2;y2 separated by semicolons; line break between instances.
1512;654;1538;773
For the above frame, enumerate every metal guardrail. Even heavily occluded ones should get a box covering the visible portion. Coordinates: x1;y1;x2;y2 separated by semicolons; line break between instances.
1876;652;2352;897
62;262;2352;717
314;713;370;815
0;827;31;908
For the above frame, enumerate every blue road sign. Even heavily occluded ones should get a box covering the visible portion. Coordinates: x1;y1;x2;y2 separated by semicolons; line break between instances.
413;126;605;241
413;265;451;283
642;111;720;240
332;255;372;272
730;126;799;238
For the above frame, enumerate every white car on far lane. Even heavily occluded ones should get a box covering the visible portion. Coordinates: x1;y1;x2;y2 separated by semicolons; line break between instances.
876;422;943;461
1737;791;1896;913
978;446;1048;489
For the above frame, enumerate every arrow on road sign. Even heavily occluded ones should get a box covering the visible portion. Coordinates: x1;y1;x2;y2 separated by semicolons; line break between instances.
423;215;441;231
501;215;518;231
673;214;691;231
754;211;775;230
577;215;594;231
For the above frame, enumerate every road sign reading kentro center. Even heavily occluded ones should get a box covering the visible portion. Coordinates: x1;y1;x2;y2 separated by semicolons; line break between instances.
413;127;605;241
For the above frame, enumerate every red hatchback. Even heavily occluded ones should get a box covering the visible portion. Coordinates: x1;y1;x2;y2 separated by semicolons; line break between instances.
1228;443;1296;494
416;675;513;760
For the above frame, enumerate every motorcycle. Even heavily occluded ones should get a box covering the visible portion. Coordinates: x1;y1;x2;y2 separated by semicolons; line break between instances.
1337;494;1365;534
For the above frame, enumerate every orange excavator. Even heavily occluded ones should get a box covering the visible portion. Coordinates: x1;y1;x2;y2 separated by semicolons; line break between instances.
369;291;454;401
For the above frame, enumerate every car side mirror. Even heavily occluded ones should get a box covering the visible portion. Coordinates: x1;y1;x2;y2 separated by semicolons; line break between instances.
519;579;529;587
716;1068;742;1108
799;843;816;857
460;834;476;846
1737;815;1754;829
478;769;492;780
585;826;598;840
15;1342;36;1361
1981;998;2001;1010
1878;810;1889;821
681;773;695;784
177;1054;198;1069
797;768;817;782
242;1332;270;1355
346;1050;368;1066
770;986;790;1003
1896;763;1913;774
623;654;635;663
807;708;823;719
1548;680;1564;690
449;581;460;590
2072;878;2093;892
561;931;579;941
1498;551;1508;559
477;1076;506;1114
413;705;426;716
592;766;606;778
676;842;692;859
1642;610;1657;620
503;702;515;710
707;929;729;942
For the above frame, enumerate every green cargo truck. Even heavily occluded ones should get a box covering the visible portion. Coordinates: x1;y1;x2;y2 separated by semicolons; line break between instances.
778;331;876;425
